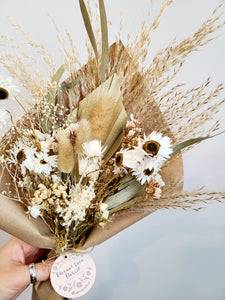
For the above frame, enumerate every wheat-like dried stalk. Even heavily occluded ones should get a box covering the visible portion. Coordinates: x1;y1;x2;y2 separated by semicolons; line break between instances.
115;188;225;218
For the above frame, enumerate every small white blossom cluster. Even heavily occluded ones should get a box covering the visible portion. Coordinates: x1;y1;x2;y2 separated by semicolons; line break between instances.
9;129;57;176
29;179;109;231
114;131;172;184
27;183;52;218
59;181;96;228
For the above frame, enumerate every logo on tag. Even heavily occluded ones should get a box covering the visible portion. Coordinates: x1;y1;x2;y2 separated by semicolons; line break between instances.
50;253;96;298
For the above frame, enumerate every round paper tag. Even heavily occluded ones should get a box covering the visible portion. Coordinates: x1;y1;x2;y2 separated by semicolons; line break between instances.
50;253;96;298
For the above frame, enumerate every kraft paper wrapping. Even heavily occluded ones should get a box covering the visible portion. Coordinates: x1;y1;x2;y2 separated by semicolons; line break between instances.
0;42;184;299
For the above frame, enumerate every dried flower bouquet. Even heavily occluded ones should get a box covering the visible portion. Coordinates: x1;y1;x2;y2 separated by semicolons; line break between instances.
0;0;225;299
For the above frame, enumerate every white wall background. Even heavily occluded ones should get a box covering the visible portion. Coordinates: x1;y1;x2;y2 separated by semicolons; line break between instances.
0;0;225;299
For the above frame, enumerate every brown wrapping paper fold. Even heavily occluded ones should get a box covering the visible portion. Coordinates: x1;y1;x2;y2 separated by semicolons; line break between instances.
0;41;183;299
0;195;55;249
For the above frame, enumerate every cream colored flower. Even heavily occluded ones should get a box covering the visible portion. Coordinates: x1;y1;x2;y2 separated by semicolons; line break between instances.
82;139;105;158
27;205;41;218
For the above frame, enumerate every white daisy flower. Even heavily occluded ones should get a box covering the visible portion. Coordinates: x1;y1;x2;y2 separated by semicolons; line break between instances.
33;159;53;175
142;132;172;160
139;156;162;174
9;140;35;170
0;76;19;100
33;152;57;175
132;159;156;185
45;154;57;168
22;151;57;176
82;139;105;158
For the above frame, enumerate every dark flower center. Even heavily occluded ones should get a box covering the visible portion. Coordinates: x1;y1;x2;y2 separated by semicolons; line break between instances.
115;153;123;166
40;159;47;165
0;88;9;100
16;150;26;163
144;168;154;176
143;140;160;156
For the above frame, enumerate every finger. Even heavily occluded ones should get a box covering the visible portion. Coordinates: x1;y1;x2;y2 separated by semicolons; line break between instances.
11;260;54;288
32;260;54;282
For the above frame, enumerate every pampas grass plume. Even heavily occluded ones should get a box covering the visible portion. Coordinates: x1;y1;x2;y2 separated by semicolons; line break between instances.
56;124;78;173
75;119;92;153
86;90;120;142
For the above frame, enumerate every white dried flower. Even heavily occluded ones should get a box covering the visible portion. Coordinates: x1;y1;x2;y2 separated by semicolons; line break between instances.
142;132;172;160
132;159;156;185
27;205;41;218
146;174;165;199
79;157;100;181
60;182;96;229
82;139;105;158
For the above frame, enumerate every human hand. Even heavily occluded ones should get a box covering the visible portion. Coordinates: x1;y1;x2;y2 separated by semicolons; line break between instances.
0;237;53;300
